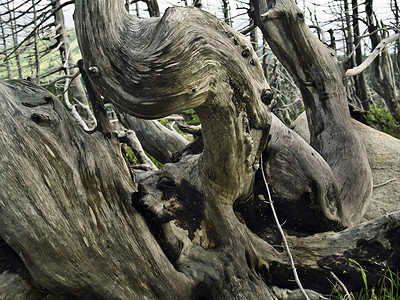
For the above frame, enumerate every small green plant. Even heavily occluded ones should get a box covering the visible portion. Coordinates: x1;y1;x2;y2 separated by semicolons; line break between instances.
379;266;400;300
182;109;200;125
122;145;163;169
329;259;400;300
366;105;400;139
146;151;163;169
123;145;140;165
349;258;371;299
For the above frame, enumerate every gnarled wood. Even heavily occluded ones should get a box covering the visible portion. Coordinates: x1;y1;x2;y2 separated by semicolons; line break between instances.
1;66;399;300
0;1;398;298
74;1;273;248
0;80;192;299
249;211;400;293
0;239;44;300
251;0;373;226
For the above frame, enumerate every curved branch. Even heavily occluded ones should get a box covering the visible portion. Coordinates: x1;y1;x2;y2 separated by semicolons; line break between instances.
260;157;310;300
251;0;373;226
117;112;189;164
345;32;400;76
74;2;273;207
43;71;80;87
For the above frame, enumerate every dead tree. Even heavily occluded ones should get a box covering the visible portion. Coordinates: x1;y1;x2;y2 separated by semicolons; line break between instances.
51;0;96;130
0;0;399;299
0;16;12;79
351;0;370;110
366;0;400;122
7;1;24;79
251;0;372;226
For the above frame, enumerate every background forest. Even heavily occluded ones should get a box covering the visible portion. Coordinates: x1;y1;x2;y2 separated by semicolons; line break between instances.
1;0;400;133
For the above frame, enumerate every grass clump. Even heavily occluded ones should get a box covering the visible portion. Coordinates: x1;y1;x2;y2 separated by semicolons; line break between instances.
330;259;400;300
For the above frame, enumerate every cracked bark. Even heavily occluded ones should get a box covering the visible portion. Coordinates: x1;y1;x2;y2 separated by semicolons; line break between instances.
0;1;397;299
251;0;373;226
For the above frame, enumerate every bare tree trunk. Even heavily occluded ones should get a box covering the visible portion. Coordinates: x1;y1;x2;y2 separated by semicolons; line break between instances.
51;0;96;130
249;2;260;53
31;0;41;83
366;0;400;122
343;0;354;59
221;0;231;25
193;0;202;8
0;1;396;299
146;0;160;17
0;17;12;79
251;0;373;226
394;0;400;72
1;78;399;299
0;79;193;299
132;0;160;17
8;3;23;79
250;27;259;53
342;0;363;108
352;0;370;110
262;38;268;77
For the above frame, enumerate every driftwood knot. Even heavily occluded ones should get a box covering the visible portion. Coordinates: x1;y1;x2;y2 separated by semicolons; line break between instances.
88;65;101;76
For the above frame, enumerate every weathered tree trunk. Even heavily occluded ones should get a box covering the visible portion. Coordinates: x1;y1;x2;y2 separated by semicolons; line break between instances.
221;0;231;25
145;0;160;17
351;0;370;110
0;1;397;299
52;0;96;130
343;0;355;62
249;210;400;293
251;0;373;226
1;79;399;299
0;16;12;80
31;0;41;83
0;80;192;299
341;0;363;109
366;0;400;122
8;2;23;79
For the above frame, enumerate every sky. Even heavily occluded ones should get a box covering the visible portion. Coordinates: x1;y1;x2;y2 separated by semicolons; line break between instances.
60;0;395;29
6;0;396;31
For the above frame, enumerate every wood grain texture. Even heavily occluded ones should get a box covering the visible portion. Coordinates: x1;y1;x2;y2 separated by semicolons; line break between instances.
251;0;373;226
0;0;397;298
0;80;191;299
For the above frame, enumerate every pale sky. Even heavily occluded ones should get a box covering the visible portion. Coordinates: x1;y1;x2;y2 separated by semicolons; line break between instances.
7;0;396;30
61;0;395;29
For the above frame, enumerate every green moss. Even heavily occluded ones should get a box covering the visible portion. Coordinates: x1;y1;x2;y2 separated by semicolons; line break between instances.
123;145;163;169
182;109;200;125
366;105;400;139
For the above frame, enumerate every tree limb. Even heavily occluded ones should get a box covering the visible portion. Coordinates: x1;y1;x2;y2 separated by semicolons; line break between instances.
345;32;400;76
260;156;310;300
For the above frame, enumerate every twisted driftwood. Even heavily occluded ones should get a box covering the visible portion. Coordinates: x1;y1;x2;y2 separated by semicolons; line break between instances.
0;1;397;299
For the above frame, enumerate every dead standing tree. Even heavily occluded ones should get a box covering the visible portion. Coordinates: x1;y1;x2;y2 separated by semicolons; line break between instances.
365;0;400;122
0;0;399;299
251;0;373;226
